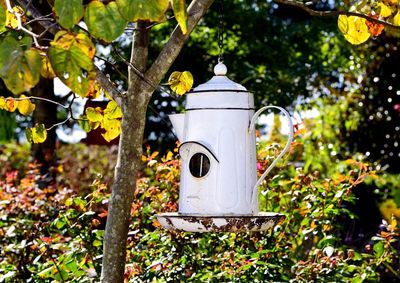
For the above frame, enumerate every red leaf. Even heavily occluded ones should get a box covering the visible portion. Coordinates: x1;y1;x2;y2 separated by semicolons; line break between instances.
366;14;384;36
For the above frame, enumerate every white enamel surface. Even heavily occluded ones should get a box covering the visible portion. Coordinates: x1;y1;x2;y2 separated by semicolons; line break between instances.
213;62;227;76
169;64;292;218
168;113;185;141
186;91;253;110
192;63;246;93
178;108;258;215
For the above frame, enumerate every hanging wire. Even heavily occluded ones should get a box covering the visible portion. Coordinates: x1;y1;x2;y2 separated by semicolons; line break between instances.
217;0;225;63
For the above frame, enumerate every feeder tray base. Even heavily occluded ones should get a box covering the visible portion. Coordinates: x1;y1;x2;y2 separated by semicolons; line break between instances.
157;212;285;232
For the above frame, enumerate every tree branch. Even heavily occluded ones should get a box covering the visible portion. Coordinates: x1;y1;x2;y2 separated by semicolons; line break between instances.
274;0;400;30
128;21;150;96
145;0;216;92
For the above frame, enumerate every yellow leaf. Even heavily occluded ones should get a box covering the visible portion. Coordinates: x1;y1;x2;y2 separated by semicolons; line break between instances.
171;0;188;34
103;89;113;101
26;124;47;143
17;95;36;116
393;11;400;26
104;100;122;119
40;56;56;79
85;107;103;122
102;118;121;142
338;15;370;45
166;151;173;161
168;71;193;95
391;216;397;229
5;6;25;29
377;2;392;17
5;97;18;112
0;96;6;109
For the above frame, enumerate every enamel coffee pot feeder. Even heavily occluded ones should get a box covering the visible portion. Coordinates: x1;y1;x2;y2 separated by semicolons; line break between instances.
157;63;294;232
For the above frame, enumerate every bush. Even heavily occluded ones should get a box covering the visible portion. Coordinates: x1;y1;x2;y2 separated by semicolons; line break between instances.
0;140;399;282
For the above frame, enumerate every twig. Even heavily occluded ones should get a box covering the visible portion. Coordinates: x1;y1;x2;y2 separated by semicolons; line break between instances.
112;45;179;98
22;0;33;15
5;0;41;46
51;257;65;283
9;96;69;109
46;94;76;130
273;0;400;30
25;13;53;25
95;55;128;81
46;115;71;131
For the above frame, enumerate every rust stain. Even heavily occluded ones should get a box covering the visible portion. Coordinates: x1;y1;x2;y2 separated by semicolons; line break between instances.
157;213;285;233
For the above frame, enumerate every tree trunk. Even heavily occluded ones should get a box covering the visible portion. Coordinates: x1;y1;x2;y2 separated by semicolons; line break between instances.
100;1;215;282
101;22;151;283
31;79;58;182
100;94;150;282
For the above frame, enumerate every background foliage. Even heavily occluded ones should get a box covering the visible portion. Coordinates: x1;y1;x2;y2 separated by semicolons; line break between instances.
1;0;400;282
0;110;399;282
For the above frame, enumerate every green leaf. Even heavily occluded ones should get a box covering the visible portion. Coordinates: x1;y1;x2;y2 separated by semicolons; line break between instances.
48;31;96;97
26;124;47;144
78;114;100;132
38;266;56;279
52;269;69;281
85;0;127;42
0;3;6;32
93;239;102;247
352;276;364;283
104;100;122;119
171;0;187;34
78;115;92;132
54;218;66;229
115;0;169;22
0;36;42;94
0;36;19;71
54;0;84;29
373;241;384;257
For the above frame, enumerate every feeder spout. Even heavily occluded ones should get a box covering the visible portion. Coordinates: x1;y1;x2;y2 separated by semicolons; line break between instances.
169;113;185;142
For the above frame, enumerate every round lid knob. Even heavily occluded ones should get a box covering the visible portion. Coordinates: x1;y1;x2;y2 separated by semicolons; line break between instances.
214;62;227;76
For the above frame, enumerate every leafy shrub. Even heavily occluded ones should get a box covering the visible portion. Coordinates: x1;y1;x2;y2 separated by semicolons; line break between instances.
0;140;399;282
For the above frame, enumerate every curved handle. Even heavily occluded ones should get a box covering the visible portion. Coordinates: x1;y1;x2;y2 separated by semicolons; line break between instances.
249;106;294;191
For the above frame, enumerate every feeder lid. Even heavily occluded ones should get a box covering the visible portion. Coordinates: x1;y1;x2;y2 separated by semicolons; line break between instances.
192;62;247;92
186;63;253;110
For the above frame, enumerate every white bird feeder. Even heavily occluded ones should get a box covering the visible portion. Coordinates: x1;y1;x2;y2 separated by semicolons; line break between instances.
157;63;294;232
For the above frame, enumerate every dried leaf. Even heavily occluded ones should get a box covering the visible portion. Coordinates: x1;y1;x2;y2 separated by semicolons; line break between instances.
366;14;384;36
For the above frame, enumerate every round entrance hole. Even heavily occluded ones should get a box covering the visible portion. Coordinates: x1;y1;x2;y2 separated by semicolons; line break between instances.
189;153;210;178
